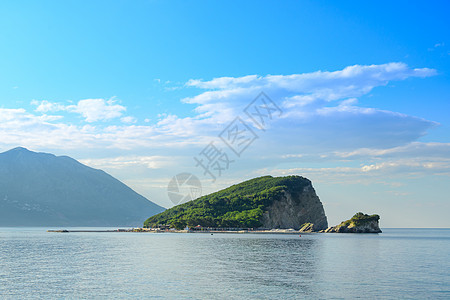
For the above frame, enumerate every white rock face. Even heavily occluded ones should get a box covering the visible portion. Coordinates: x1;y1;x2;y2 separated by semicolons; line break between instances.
260;183;328;230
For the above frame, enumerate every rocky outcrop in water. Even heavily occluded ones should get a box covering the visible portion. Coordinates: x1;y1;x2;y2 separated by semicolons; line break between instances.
321;212;381;233
299;223;316;232
260;180;328;231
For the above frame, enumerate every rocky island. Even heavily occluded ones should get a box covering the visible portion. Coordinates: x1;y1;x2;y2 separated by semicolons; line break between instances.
320;212;382;233
144;175;328;231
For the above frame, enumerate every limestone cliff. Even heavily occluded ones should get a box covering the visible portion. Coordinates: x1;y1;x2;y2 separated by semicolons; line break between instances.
261;180;328;230
321;212;381;233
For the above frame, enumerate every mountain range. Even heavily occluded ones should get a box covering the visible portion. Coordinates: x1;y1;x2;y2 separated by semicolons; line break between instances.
0;147;164;226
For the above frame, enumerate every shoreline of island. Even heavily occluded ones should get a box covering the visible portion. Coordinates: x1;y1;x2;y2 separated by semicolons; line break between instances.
47;228;308;234
48;210;382;234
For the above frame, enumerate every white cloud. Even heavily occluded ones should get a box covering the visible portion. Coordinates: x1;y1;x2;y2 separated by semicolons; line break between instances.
69;99;126;122
274;141;450;180
3;63;441;164
360;159;450;174
32;100;67;113
80;155;173;170
185;63;435;106
334;142;450;159
0;108;81;149
184;63;436;121
181;62;437;151
121;116;137;124
258;155;450;184
31;98;127;122
38;114;64;122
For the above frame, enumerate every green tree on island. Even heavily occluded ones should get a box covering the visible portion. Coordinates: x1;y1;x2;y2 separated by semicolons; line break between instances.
144;176;309;229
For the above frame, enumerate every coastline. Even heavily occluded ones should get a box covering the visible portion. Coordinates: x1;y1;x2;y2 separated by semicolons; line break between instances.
47;228;307;234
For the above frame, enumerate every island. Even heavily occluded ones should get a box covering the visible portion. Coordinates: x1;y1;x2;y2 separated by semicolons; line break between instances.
144;175;328;231
47;176;382;234
320;212;382;233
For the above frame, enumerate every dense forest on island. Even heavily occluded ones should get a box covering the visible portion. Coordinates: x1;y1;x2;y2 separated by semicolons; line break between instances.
144;175;311;229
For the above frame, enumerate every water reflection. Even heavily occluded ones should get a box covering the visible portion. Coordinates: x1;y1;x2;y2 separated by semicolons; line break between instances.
0;229;449;299
149;234;322;298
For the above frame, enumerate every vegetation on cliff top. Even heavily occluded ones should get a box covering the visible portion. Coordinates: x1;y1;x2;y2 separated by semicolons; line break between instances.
144;175;311;229
341;212;380;227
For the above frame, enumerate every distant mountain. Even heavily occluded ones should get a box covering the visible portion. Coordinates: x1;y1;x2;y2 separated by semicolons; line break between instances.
0;147;164;227
144;175;328;230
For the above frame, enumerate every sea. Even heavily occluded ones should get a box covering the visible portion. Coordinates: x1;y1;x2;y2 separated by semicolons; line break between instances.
0;228;449;299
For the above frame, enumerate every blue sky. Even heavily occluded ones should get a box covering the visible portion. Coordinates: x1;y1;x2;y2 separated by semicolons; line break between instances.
1;1;449;227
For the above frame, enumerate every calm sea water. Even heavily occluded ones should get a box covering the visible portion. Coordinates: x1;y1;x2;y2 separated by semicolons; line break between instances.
0;228;449;299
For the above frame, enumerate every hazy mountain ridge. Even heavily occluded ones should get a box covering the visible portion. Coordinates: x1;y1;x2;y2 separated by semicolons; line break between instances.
0;147;164;226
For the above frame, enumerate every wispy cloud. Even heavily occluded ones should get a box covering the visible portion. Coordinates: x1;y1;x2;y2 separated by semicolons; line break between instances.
334;142;450;159
0;63;441;167
182;62;437;151
31;100;66;113
185;62;435;108
120;116;137;124
80;155;175;170
31;98;126;122
71;99;126;122
258;156;450;185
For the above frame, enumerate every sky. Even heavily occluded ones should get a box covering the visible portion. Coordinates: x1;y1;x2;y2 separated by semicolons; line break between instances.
1;0;449;227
